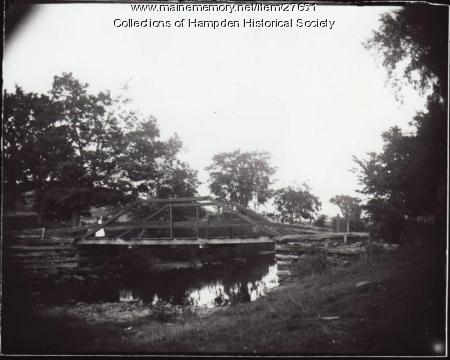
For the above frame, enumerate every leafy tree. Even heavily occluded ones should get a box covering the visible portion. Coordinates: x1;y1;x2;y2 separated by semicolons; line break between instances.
330;215;367;233
3;73;199;225
356;5;447;241
313;214;328;228
365;4;447;100
330;195;362;220
3;86;72;212
273;183;321;223
206;150;275;207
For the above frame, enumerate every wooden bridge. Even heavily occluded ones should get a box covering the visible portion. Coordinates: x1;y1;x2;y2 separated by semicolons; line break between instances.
5;197;371;283
75;197;330;247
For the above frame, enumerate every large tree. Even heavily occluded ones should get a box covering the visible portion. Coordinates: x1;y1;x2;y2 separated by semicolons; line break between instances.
330;195;363;232
365;4;447;100
3;86;73;213
273;183;321;223
3;73;199;224
206;150;275;207
355;5;447;241
330;195;362;220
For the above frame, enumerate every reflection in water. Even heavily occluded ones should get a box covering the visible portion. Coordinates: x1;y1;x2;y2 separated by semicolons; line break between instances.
184;263;278;308
18;254;279;308
120;255;279;308
119;289;140;302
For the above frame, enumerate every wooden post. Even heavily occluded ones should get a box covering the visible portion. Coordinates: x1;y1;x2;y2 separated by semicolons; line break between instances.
344;219;350;244
195;206;200;238
169;201;173;239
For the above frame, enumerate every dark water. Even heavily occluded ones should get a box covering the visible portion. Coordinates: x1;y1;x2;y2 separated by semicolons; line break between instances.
120;256;279;307
17;255;279;308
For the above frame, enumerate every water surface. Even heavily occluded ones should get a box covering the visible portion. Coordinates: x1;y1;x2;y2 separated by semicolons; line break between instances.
23;255;279;308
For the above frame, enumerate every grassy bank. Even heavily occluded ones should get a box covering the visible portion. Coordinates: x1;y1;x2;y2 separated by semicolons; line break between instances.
2;244;446;355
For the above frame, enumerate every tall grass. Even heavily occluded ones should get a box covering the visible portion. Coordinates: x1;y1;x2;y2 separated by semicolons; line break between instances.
291;253;332;278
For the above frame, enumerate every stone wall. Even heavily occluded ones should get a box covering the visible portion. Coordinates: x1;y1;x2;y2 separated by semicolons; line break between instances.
4;235;123;285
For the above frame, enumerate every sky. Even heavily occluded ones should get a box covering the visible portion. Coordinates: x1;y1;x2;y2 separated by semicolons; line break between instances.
3;3;427;216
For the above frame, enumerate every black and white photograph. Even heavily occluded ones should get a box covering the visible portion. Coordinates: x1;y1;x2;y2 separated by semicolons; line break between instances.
1;0;448;356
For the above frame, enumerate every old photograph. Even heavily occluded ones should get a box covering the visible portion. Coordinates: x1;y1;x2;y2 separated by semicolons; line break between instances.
2;0;448;356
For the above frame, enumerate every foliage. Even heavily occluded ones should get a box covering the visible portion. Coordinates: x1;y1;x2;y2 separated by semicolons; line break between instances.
330;195;362;220
313;214;328;228
273;183;321;223
3;87;65;212
330;215;367;233
356;5;447;241
354;104;446;241
206;149;275;207
151;300;186;322
365;4;447;100
3;73;199;223
291;254;331;278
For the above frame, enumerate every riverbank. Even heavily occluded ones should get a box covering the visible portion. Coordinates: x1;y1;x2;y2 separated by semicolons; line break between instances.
2;243;446;355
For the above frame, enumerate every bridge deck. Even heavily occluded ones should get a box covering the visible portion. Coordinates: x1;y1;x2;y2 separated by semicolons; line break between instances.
76;236;274;246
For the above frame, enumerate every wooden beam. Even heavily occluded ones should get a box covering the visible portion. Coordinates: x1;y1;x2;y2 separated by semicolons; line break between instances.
169;201;173;238
82;200;140;241
139;196;211;204
195;206;200;238
171;202;214;208
76;236;274;246
209;198;280;236
228;200;273;224
117;204;169;239
96;219;253;231
276;232;370;243
270;222;331;232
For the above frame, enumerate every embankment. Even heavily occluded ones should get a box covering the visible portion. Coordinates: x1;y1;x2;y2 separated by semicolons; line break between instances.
2;241;446;355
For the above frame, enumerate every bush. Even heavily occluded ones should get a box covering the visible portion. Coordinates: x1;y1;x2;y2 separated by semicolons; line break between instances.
291;254;331;277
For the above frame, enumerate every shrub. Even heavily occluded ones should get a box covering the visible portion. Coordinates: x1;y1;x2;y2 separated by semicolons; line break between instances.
291;254;331;277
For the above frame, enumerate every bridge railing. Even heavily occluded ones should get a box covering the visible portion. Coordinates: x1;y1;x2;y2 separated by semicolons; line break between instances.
75;197;332;244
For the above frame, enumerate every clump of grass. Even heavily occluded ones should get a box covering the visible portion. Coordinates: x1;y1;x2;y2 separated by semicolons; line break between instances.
151;302;180;322
291;253;332;278
151;300;195;323
361;242;397;266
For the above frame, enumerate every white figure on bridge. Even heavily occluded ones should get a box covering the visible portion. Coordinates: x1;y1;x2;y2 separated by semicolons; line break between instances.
95;216;106;237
